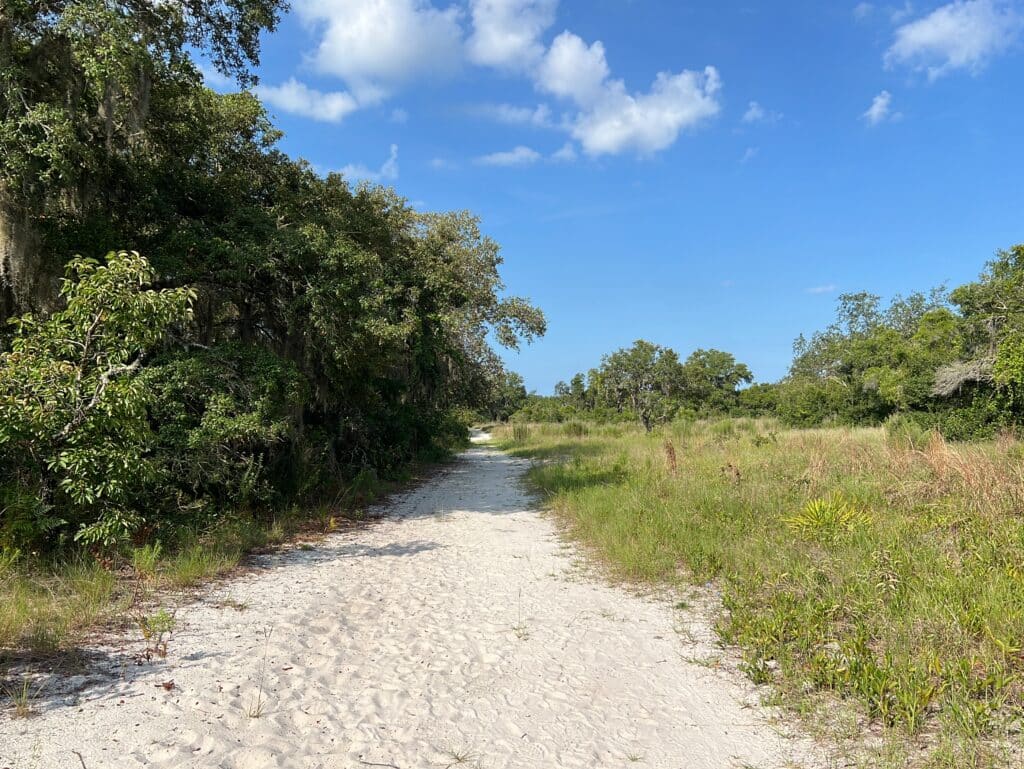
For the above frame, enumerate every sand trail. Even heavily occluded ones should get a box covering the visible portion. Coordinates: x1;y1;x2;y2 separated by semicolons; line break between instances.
1;436;824;768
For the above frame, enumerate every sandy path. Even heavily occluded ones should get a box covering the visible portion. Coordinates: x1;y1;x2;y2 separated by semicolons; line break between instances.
1;436;824;769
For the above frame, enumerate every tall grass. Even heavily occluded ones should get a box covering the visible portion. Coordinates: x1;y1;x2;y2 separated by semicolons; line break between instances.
495;419;1024;768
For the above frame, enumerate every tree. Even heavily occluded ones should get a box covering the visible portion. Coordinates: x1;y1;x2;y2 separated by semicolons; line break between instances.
598;340;685;430
680;348;753;413
0;0;286;315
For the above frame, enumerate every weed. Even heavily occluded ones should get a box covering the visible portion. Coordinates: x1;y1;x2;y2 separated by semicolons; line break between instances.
131;541;163;579
136;608;176;658
246;626;273;718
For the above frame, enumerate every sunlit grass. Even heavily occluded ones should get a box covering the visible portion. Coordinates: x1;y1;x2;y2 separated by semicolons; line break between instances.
494;418;1024;767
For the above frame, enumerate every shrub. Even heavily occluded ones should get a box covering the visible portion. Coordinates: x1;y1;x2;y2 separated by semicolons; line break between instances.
884;412;931;451
0;252;194;550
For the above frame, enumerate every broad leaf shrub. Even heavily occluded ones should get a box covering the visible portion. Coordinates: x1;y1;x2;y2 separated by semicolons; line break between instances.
0;252;194;549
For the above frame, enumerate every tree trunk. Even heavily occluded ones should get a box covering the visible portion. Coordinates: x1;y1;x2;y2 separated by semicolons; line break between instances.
0;194;58;320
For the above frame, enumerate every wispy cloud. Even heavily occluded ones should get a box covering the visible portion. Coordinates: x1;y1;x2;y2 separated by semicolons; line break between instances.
806;284;838;294
885;0;1024;80
471;102;555;127
740;147;759;163
475;145;543;166
742;101;782;124
853;2;875;21
863;90;901;125
341;144;400;182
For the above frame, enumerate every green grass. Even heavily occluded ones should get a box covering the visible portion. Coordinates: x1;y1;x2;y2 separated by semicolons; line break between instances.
494;419;1024;768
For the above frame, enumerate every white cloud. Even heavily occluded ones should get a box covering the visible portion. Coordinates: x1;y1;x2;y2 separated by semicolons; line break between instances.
342;144;400;182
863;90;901;124
473;102;554;127
288;0;722;159
390;108;409;123
807;284;838;294
551;142;578;162
255;78;359;122
853;2;875;20
467;0;558;70
199;64;235;90
295;0;463;102
740;147;759;163
537;32;611;105
534;30;720;155
570;67;721;155
885;0;1023;79
742;100;782;124
475;145;542;166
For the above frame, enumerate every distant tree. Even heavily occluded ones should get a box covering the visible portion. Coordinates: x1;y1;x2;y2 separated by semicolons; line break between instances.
598;340;685;430
681;348;753;413
489;371;529;421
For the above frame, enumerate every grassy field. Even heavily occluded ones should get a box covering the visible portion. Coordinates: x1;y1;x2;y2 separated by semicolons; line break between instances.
493;419;1024;768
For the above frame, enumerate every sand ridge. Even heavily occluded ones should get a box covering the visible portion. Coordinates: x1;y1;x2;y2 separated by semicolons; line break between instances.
1;435;825;768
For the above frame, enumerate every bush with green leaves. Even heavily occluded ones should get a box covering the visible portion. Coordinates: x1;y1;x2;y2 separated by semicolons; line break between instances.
0;252;193;549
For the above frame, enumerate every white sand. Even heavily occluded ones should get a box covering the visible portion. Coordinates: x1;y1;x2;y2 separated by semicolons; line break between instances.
1;436;826;768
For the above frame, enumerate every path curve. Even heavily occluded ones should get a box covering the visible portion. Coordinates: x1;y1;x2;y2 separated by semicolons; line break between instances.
1;438;824;769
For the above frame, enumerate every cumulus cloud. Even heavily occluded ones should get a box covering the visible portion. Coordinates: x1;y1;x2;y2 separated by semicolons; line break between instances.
536;32;612;105
295;0;463;102
532;30;720;155
467;0;557;70
569;67;721;155
885;0;1023;79
282;0;721;156
475;145;543;165
341;144;400;181
863;90;900;125
255;78;359;122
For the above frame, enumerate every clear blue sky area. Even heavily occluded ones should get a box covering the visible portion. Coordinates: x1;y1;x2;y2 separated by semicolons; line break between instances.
203;0;1024;393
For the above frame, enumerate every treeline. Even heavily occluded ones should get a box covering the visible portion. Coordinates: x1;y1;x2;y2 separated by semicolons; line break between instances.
0;2;543;551
516;245;1024;439
511;342;759;429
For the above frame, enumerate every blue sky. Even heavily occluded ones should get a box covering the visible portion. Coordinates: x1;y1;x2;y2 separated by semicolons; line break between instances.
205;0;1024;393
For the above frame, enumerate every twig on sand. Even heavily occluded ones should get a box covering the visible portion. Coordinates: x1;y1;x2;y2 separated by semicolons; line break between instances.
72;750;88;769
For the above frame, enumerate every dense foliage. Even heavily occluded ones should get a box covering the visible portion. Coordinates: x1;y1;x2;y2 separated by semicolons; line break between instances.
0;3;544;551
776;246;1024;438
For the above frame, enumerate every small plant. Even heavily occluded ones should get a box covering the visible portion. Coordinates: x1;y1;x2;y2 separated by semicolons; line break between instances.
247;626;273;718
131;541;162;579
137;607;176;659
3;675;41;718
512;423;532;443
784;494;870;542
